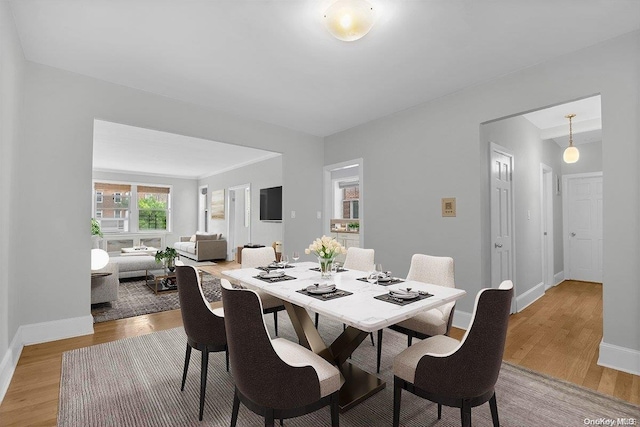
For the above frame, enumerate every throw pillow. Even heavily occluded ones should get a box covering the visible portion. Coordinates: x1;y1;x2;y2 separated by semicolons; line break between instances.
190;234;196;242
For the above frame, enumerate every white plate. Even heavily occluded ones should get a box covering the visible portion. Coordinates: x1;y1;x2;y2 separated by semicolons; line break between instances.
260;271;285;279
377;276;393;282
389;291;419;300
307;285;336;294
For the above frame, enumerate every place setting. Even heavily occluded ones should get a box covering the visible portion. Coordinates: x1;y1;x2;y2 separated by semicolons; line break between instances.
296;283;353;301
256;255;295;271
253;268;297;283
309;261;348;273
374;286;433;306
357;264;405;286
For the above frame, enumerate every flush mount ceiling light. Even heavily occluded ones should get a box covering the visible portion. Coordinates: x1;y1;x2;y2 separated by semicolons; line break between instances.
563;113;580;164
324;0;375;42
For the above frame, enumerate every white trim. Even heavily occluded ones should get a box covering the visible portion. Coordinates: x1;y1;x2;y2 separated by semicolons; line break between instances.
0;330;23;404
598;341;640;376
20;315;94;345
515;282;545;312
0;315;93;404
554;271;565;286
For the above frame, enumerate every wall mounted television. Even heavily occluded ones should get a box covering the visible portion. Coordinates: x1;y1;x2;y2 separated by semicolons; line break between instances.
260;186;282;222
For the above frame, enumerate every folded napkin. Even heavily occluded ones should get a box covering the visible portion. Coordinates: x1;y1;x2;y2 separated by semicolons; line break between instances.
389;288;418;297
307;284;336;292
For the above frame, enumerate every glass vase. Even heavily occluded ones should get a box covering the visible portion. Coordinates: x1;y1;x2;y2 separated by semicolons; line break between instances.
318;256;336;279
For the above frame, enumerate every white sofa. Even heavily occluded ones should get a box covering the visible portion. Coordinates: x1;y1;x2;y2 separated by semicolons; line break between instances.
110;254;161;279
173;233;227;261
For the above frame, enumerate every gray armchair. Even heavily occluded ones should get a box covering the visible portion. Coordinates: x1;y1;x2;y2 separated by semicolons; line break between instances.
90;262;119;304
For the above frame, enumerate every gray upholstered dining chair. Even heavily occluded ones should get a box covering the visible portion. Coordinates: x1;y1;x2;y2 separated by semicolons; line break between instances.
220;279;342;427
176;265;228;421
392;280;513;427
241;246;287;336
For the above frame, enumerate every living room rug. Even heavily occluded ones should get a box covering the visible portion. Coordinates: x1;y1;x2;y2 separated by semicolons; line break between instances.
59;316;639;427
91;273;221;323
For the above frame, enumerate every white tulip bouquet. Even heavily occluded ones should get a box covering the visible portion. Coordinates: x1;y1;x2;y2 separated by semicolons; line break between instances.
305;235;347;259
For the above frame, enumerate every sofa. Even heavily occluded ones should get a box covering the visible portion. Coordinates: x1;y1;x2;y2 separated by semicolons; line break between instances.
91;262;119;304
110;254;161;279
173;233;227;261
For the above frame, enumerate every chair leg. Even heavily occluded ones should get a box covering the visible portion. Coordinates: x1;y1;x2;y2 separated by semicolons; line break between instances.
437;403;442;419
273;311;278;336
225;346;230;372
265;408;275;427
392;377;402;427
231;388;240;427
376;329;383;373
489;392;499;427
461;399;472;427
407;333;413;347
181;344;192;391
330;391;339;427
369;332;375;346
199;350;209;421
315;312;319;329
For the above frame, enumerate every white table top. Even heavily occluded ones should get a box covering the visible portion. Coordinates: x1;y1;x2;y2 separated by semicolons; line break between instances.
221;262;466;333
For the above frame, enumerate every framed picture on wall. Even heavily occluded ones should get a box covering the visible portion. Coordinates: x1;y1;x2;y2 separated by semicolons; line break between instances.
211;189;225;219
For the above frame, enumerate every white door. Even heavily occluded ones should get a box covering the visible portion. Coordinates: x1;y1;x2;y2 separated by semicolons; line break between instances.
490;144;515;301
228;184;251;260
198;186;208;232
565;174;603;282
541;165;554;290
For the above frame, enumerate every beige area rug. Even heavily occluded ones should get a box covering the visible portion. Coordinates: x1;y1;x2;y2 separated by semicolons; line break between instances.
59;316;639;427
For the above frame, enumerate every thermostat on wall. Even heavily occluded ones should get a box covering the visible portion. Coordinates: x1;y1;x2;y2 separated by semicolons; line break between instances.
442;198;456;217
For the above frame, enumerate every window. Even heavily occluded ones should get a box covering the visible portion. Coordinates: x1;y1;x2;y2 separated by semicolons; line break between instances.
93;181;171;233
341;184;360;219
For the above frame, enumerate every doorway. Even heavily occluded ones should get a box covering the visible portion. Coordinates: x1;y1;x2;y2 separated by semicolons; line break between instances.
198;185;208;233
540;164;554;290
563;173;603;282
228;184;251;261
323;159;364;249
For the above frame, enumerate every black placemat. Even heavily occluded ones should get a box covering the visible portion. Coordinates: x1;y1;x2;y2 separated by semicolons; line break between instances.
257;265;295;271
357;277;404;286
296;288;353;301
253;274;297;283
374;292;433;306
308;267;349;273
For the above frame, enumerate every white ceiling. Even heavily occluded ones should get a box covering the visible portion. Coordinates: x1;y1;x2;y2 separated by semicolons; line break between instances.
10;1;640;138
523;95;602;146
93;120;280;179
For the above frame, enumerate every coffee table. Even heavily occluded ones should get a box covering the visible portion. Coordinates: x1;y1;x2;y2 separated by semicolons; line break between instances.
145;268;205;294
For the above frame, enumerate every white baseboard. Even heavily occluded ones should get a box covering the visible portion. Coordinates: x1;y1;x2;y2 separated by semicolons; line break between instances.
516;282;545;312
554;271;565;286
598;341;640;376
452;309;472;331
0;330;23;405
0;315;93;404
20;315;94;345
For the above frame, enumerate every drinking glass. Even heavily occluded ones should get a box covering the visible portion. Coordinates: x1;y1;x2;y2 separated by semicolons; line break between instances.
366;271;378;289
292;251;300;263
280;255;289;269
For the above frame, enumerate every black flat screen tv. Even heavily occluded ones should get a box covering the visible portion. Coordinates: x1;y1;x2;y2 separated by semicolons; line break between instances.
260;186;282;221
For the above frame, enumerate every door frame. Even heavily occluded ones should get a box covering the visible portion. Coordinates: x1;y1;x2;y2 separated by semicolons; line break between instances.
540;164;554;290
323;158;364;248
489;142;517;312
198;185;208;233
227;183;251;261
562;171;603;281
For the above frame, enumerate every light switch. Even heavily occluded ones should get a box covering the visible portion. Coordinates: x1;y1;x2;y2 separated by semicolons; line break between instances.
291;210;296;219
442;198;456;217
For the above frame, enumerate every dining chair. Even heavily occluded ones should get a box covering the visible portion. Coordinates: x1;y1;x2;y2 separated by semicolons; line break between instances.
378;254;455;374
176;265;228;421
314;247;376;349
392;280;513;427
220;279;342;427
241;246;287;336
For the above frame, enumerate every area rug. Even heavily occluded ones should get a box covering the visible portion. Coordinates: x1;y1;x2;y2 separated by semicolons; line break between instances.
59;316;639;427
91;273;221;323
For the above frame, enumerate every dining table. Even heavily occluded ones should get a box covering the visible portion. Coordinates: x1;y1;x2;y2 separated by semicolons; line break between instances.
221;261;467;412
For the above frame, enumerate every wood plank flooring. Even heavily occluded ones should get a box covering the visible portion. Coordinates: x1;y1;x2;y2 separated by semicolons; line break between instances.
0;273;637;426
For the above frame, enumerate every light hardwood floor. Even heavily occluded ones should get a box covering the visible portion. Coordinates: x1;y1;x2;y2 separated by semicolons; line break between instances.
0;272;638;426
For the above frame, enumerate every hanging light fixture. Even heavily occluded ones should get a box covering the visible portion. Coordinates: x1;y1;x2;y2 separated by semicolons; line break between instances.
324;0;375;42
563;113;580;164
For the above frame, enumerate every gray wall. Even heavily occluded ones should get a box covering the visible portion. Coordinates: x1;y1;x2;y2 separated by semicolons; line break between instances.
198;155;283;255
561;141;603;175
0;2;25;367
92;170;199;247
13;61;323;330
324;32;640;356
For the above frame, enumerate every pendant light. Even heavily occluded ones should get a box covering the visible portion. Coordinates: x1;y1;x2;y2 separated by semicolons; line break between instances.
563;113;580;164
324;0;375;42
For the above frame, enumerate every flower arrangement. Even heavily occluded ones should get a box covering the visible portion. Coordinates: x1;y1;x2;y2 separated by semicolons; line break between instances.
305;235;347;259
